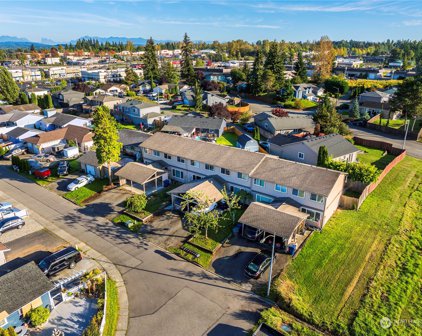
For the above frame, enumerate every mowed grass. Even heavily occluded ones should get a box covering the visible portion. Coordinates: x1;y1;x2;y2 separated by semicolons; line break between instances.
376;118;422;130
216;132;238;147
64;179;108;205
102;279;119;336
276;156;422;332
355;144;395;170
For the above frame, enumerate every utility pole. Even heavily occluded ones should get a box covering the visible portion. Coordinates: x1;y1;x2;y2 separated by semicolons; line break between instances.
402;112;409;150
267;233;276;297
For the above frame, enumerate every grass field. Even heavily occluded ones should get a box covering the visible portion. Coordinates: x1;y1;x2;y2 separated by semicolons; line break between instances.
282;99;318;110
276;156;422;333
103;279;119;336
355;144;395;170
64;179;108;205
216;132;238;147
374;118;422;131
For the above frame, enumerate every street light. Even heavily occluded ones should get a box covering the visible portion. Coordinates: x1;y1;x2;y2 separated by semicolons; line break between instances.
266;232;276;297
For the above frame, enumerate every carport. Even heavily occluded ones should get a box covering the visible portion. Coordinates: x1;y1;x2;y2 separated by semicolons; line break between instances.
239;202;309;248
168;178;223;212
115;161;168;195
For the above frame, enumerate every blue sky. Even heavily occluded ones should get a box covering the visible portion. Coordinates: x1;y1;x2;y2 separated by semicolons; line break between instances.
1;0;422;42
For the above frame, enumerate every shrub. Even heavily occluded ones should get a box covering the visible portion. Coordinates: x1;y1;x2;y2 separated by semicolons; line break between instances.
27;306;50;326
125;194;147;213
82;315;100;336
271;107;288;117
324;158;379;183
294;99;305;109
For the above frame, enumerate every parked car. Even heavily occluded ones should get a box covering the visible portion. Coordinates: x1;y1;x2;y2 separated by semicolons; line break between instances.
66;175;94;191
259;141;270;151
244;252;274;279
0;216;25;236
0;208;28;219
3;147;26;160
243;123;255;132
32;153;56;163
33;168;51;179
243;225;264;241
260;235;286;252
0;202;13;212
38;246;82;276
57;161;69;176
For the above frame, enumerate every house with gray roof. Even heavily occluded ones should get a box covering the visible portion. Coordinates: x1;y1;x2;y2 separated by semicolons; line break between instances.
161;115;226;138
269;134;359;165
140;132;346;228
236;133;259;152
56;88;85;109
114;99;161;127
35;112;91;131
255;112;315;138
118;129;151;158
0;111;43;129
291;84;324;101
202;91;229;107
0;261;54;329
3;127;43;142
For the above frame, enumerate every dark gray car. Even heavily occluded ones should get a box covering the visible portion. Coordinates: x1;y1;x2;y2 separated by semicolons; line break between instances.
0;216;25;235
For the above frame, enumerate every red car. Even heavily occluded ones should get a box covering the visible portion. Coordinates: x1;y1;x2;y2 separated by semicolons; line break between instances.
33;168;51;179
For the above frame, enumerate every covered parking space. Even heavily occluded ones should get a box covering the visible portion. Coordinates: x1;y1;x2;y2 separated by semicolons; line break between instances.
239;202;309;252
115;162;168;195
168;178;223;212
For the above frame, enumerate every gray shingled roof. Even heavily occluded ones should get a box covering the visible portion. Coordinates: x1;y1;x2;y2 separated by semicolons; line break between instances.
47;113;80;127
78;150;100;166
0;262;54;315
166;115;225;130
237;133;257;147
250;156;342;196
4;127;38;138
118;129;151;146
119;99;158;109
141;132;266;175
255;112;315;132
239;202;308;239
302;134;360;158
115;162;162;185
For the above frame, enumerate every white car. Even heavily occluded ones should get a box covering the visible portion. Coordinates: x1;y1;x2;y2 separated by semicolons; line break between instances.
67;175;95;191
0;202;13;212
0;207;28;219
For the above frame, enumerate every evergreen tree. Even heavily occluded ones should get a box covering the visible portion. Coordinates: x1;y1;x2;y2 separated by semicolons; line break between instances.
92;106;122;184
143;38;159;83
125;68;140;86
280;80;294;102
19;92;29;104
30;92;38;105
46;94;53;109
193;80;203;111
0;66;20;103
250;49;265;95
294;51;307;83
314;96;349;135
160;61;179;84
264;42;285;90
181;33;195;84
317;145;329;167
351;98;360;119
253;126;261;142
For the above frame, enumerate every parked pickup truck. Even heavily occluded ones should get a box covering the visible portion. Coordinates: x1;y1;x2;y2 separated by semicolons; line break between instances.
0;208;28;219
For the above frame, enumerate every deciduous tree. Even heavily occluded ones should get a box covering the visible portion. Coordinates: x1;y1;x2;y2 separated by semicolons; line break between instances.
313;36;335;83
0;66;19;103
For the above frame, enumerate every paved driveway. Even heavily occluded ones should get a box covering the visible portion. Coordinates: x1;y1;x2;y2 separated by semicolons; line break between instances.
0;163;269;336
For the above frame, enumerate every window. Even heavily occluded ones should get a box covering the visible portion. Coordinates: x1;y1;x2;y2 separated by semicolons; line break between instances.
177;156;185;163
256;194;273;203
237;172;248;180
144;148;152;154
253;178;265;187
292;188;305;198
164;153;172;160
298;152;305;160
301;208;322;222
172;169;184;179
190;160;199;167
192;175;202;180
205;164;214;171
153;150;160;157
275;184;287;193
310;193;324;203
221;168;230;176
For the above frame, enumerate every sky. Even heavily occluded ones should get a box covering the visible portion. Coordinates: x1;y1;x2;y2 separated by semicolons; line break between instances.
1;0;422;43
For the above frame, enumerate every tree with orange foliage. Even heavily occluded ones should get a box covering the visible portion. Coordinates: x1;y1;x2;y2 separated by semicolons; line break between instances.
312;36;335;83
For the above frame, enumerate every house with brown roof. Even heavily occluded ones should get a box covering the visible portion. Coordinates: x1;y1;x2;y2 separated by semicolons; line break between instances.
0;104;41;114
85;95;125;110
140;132;346;228
25;125;93;154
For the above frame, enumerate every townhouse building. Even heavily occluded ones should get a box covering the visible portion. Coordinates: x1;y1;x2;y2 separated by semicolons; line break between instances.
140;133;346;228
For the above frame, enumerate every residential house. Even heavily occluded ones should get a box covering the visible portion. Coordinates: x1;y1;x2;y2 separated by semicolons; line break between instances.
85;95;125;110
152;84;169;96
93;84;128;96
269;133;360;165
25;87;49;98
291;84;324;101
181;88;195;106
3;127;43;143
118;129;151;159
140;132;346;228
254;112;315;139
55;88;85;110
0;111;43;128
35;112;91;131
114;99;161;126
0;104;41;114
358;90;392;118
0;261;54;329
202;91;229;108
236;133;259;152
161;115;226;138
141;112;165;128
25;125;93;154
78;151;131;178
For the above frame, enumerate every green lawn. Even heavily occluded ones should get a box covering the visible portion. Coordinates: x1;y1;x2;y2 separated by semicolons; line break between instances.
355;144;396;170
21;172;58;186
64;179;108;205
276;156;422;333
374;118;422;130
216;132;238;147
102;279;119;336
116;122;137;130
283;99;318;110
171;243;213;268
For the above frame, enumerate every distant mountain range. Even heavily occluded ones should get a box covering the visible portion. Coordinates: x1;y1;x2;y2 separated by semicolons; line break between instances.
68;35;174;46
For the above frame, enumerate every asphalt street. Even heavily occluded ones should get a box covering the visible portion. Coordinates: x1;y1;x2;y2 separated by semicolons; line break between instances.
0;164;268;336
